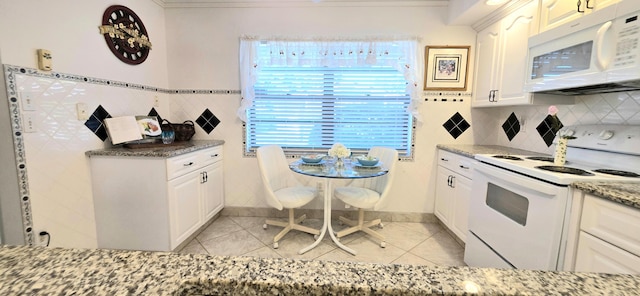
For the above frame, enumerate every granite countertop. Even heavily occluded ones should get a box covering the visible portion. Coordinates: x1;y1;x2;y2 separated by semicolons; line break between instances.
1;245;639;295
436;144;547;159
573;181;640;210
85;140;225;158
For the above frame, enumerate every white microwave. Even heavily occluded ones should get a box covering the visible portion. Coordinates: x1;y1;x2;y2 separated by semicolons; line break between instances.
525;1;640;95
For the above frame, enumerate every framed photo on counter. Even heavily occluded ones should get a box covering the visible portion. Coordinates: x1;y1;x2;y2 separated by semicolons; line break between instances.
424;46;470;91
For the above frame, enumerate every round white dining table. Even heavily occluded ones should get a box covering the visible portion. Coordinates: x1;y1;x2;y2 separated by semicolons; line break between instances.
289;158;388;255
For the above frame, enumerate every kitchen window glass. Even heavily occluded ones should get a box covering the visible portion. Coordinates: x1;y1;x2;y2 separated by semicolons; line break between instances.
241;41;415;157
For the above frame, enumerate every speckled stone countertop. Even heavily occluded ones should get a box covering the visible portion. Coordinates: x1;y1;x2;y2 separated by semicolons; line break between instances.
573;181;640;210
1;245;639;295
436;144;547;159
85;140;224;158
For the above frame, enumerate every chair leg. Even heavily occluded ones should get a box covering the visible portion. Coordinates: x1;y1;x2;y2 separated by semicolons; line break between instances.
265;208;320;246
336;209;385;244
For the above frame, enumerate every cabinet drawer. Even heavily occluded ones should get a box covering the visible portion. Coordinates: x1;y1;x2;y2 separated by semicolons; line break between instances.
438;150;474;179
166;152;201;180
199;146;223;167
581;195;640;257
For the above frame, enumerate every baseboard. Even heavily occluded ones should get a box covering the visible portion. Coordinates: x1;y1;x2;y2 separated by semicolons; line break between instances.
220;207;438;223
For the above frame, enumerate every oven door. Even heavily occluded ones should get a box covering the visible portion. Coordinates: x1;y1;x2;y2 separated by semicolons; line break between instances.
465;162;570;270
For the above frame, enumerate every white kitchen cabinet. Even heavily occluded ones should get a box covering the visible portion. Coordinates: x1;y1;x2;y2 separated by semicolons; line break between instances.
565;192;640;274
90;145;224;251
538;0;619;33
434;149;475;242
472;0;539;107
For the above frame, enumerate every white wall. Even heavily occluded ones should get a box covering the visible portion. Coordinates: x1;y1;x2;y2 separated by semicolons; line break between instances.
0;1;479;248
0;0;168;86
164;5;478;214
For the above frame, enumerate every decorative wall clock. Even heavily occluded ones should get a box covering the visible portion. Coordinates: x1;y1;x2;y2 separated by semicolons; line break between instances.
99;5;152;65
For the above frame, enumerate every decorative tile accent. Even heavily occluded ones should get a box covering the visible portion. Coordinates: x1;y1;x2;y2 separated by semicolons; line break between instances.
501;112;520;141
148;108;163;123
442;112;470;139
196;109;221;134
84;105;111;141
536;114;563;147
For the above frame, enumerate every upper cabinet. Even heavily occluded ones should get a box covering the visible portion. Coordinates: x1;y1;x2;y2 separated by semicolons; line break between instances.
539;0;620;32
472;0;539;107
472;0;577;107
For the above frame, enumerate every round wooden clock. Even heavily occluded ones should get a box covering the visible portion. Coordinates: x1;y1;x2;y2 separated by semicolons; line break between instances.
99;5;152;65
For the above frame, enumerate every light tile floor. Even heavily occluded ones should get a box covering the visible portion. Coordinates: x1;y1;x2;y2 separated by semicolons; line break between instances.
178;216;467;267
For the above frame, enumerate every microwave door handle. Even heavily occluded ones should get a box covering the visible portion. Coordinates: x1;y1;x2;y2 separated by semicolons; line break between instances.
595;21;613;71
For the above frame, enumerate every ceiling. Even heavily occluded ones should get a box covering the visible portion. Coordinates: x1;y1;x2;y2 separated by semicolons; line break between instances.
155;0;449;8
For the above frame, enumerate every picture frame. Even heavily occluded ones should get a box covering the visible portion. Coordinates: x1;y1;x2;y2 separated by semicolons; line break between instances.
424;46;470;91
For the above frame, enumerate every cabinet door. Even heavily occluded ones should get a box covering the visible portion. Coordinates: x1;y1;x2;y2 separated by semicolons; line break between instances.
539;0;584;32
494;0;538;106
575;232;640;274
539;0;619;32
168;170;203;249
434;167;454;225
203;161;224;221
451;174;472;243
472;21;501;107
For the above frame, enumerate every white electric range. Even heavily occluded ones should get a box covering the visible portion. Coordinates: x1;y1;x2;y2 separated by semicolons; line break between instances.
465;124;640;271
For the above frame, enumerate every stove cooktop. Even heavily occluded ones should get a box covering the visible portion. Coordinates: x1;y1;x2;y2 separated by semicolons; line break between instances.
477;153;640;185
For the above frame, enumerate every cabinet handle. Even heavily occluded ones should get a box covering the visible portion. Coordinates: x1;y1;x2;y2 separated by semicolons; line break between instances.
447;175;452;187
450;175;455;188
586;0;593;9
183;162;194;167
211;154;219;158
441;158;449;162
459;165;469;170
577;0;584;13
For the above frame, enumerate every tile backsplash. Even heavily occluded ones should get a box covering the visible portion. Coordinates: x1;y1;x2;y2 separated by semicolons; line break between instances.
6;63;640;249
5;66;235;248
473;91;640;154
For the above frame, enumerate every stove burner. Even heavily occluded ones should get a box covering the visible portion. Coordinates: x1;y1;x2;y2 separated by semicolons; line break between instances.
536;165;595;176
593;169;640;177
492;155;523;161
527;156;555;163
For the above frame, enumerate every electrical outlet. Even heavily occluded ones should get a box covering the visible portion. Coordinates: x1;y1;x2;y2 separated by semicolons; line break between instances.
22;113;36;133
76;103;89;120
154;96;160;108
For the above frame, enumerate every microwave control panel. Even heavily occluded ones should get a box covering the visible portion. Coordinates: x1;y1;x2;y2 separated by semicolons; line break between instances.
614;14;639;67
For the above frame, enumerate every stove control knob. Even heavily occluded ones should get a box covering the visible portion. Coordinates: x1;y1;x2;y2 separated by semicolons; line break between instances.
599;130;614;140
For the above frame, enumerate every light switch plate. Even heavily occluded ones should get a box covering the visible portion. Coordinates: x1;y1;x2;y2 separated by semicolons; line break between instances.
20;92;37;111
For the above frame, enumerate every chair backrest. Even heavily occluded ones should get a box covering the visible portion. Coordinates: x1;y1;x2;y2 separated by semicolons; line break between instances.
354;146;398;211
256;145;300;210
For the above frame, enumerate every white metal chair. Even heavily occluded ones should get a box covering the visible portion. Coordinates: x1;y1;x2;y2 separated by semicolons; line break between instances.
256;145;320;248
333;146;398;247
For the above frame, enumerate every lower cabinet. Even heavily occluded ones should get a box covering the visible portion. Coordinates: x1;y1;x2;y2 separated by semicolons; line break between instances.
434;149;475;243
572;194;640;274
90;145;224;251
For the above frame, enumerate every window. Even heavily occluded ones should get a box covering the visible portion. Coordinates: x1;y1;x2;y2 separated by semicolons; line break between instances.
239;38;421;159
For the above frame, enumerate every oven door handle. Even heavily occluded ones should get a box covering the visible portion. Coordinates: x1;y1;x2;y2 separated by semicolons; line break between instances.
475;163;560;196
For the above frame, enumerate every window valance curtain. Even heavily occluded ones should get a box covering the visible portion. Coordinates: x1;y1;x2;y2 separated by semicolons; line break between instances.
237;36;423;122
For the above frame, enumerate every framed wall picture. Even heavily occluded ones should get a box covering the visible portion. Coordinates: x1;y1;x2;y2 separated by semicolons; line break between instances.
424;46;470;91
